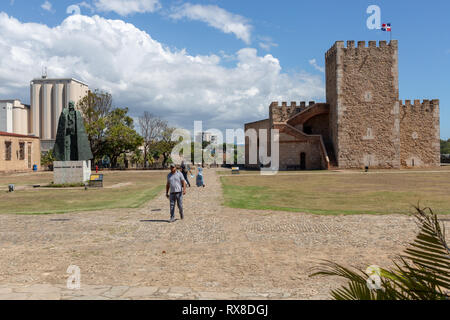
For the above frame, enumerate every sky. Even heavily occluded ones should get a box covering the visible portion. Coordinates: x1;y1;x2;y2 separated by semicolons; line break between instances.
0;0;449;139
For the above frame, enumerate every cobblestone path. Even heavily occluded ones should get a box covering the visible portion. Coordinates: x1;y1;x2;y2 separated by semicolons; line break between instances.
1;169;447;300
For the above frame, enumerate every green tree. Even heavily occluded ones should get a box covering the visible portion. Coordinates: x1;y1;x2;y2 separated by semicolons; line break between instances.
130;148;144;167
138;111;166;168
441;139;450;154
77;90;112;162
154;125;176;168
41;149;55;168
103;108;143;168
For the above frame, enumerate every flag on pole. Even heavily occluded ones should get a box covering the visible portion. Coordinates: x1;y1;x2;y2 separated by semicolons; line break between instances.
381;23;391;32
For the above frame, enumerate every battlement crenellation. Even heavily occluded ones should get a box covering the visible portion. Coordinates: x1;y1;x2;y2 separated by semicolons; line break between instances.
326;40;398;59
248;39;440;170
399;99;439;114
400;99;439;106
270;101;316;109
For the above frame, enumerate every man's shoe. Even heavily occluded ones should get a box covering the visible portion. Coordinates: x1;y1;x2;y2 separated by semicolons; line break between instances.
169;218;176;223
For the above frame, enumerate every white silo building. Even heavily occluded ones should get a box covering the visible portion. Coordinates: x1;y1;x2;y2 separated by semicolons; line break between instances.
0;99;30;135
30;77;89;151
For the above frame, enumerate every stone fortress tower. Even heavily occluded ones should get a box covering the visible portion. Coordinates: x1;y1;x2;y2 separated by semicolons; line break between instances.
245;40;440;170
326;40;440;168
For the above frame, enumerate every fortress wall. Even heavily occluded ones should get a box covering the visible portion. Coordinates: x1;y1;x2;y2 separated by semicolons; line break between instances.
269;101;313;124
399;99;440;167
278;136;323;170
302;113;330;145
244;40;441;171
328;40;401;168
325;44;339;158
244;119;270;168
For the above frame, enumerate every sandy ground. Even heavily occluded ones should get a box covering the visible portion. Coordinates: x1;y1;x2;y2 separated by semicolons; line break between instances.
0;168;448;300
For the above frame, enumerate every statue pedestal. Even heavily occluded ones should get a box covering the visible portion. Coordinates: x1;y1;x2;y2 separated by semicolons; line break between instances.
53;160;91;185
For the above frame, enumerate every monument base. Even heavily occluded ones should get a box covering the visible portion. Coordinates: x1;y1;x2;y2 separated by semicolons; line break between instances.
53;160;91;185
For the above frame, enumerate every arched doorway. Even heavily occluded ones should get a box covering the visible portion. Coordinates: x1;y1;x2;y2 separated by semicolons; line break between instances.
300;152;306;170
304;126;312;135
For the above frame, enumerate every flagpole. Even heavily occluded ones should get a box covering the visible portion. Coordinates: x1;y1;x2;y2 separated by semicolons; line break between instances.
390;23;392;43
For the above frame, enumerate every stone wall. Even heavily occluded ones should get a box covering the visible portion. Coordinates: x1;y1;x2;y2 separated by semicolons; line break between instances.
325;43;340;159
269;101;311;125
0;133;40;172
244;119;270;168
278;133;323;170
325;45;337;105
399;99;440;167
244;40;440;171
327;40;401;168
301;113;331;145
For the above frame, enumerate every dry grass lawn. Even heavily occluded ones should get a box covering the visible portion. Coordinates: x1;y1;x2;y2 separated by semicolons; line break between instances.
0;170;166;215
220;169;450;215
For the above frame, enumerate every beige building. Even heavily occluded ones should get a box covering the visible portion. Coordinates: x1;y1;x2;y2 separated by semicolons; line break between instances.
0;131;40;172
0;100;30;136
245;40;440;170
30;78;89;150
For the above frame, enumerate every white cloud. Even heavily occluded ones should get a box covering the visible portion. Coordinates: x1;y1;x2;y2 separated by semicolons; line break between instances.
258;36;278;51
309;58;324;73
94;0;161;16
41;1;53;12
78;2;95;13
170;3;252;44
0;13;324;131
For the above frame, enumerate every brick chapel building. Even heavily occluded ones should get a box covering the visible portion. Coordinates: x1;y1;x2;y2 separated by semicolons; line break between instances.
245;40;440;170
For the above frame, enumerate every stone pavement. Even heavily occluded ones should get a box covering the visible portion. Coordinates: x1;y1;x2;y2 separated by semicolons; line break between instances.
0;284;317;300
1;168;447;300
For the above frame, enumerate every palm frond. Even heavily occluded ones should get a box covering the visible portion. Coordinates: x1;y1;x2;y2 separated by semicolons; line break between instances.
309;261;400;300
309;207;450;300
401;207;450;293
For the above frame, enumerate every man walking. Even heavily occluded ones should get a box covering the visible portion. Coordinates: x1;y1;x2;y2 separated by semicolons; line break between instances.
166;164;186;222
180;160;192;187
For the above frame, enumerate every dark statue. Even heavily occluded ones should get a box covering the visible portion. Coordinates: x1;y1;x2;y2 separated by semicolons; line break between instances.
53;101;93;161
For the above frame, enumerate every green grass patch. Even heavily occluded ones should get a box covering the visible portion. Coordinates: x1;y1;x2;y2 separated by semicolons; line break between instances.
0;171;166;215
220;171;450;215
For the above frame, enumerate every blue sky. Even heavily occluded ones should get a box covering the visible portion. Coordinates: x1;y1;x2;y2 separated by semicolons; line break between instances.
0;0;449;138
